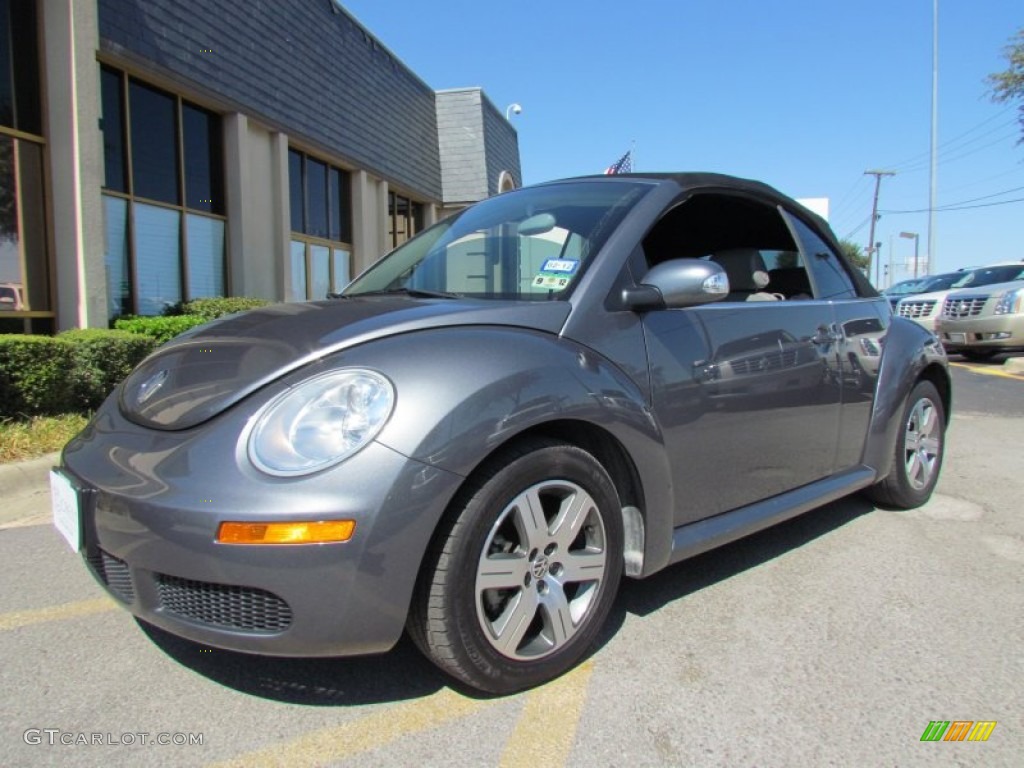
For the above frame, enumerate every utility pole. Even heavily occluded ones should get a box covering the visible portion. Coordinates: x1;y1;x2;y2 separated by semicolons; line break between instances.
864;169;895;284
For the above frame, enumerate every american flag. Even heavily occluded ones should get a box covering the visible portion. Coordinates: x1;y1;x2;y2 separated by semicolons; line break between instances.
603;150;632;175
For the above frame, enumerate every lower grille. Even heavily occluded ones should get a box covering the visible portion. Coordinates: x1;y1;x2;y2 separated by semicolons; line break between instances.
155;574;293;633
86;550;135;603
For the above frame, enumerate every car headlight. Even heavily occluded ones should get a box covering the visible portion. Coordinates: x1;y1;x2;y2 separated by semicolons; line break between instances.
994;288;1023;316
249;369;395;476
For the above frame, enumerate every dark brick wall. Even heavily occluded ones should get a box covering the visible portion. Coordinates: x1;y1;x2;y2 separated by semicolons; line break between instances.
481;96;521;193
98;0;442;200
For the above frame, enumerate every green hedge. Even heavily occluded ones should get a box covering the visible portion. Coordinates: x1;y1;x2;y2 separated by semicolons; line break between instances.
168;296;270;321
0;335;76;418
0;330;159;418
1;297;271;419
113;314;207;344
112;297;271;344
58;329;156;411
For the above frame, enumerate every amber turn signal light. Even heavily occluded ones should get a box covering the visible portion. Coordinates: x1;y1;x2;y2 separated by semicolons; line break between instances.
217;520;355;545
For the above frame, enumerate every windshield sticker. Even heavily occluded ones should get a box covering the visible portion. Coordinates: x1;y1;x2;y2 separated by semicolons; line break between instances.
532;273;572;289
541;259;579;274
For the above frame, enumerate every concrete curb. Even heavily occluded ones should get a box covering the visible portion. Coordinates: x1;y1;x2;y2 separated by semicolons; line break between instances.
0;452;60;526
0;452;59;495
1005;357;1024;374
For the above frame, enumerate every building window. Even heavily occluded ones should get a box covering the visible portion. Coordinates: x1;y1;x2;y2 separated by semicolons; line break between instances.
0;0;50;332
100;66;226;318
388;192;423;250
288;148;352;300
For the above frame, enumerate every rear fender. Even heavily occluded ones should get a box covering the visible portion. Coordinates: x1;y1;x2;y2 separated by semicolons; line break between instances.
861;317;950;478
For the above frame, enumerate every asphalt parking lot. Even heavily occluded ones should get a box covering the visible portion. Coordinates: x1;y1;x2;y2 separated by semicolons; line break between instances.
0;363;1020;767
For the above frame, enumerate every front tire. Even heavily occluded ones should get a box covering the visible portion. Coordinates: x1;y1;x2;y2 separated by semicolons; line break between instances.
408;438;624;694
865;379;945;509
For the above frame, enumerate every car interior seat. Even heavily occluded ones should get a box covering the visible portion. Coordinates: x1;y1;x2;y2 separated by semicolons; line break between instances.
766;267;813;300
713;248;781;301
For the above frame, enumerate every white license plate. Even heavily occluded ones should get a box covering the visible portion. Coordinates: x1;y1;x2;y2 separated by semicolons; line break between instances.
50;470;81;552
947;332;967;344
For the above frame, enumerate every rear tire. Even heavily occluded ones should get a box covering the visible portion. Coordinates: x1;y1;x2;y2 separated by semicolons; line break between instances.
408;438;624;694
865;379;945;509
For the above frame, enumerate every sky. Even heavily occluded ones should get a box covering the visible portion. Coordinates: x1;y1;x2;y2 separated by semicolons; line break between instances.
340;0;1022;286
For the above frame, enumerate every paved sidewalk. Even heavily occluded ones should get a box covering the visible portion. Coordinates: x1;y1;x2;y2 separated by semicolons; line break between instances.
0;452;59;528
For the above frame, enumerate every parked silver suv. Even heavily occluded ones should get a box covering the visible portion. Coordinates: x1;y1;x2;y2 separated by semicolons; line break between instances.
896;264;1024;332
936;277;1024;360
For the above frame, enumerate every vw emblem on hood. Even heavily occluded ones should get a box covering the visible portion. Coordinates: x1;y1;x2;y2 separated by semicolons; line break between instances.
136;369;169;406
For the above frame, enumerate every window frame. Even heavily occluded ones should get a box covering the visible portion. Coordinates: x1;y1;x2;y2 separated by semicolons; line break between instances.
100;66;228;318
0;0;51;328
287;146;353;301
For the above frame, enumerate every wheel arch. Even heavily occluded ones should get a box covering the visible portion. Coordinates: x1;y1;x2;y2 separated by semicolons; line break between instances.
420;419;656;588
862;317;952;479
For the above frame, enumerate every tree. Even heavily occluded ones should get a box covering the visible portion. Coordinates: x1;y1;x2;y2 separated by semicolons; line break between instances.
987;27;1024;142
840;239;870;273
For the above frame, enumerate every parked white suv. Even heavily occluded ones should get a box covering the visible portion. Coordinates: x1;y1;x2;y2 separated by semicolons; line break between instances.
895;263;1024;332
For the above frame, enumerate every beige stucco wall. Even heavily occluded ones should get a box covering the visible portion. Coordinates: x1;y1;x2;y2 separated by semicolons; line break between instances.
43;0;107;330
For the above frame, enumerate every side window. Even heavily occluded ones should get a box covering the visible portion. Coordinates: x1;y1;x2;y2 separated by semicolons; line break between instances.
786;215;859;300
641;193;815;302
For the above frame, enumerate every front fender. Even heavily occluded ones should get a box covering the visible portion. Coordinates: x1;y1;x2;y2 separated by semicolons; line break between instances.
336;327;673;575
861;317;950;478
339;327;660;473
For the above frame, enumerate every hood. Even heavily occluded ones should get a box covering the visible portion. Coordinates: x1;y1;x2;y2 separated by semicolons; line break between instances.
119;296;571;430
945;279;1024;298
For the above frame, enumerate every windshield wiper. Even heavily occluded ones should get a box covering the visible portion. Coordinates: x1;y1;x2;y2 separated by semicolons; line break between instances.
346;287;463;299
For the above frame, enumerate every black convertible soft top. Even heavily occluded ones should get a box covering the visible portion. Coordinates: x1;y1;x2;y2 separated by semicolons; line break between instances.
560;171;878;298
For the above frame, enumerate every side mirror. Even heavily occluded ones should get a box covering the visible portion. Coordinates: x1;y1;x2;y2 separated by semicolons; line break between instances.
622;259;729;310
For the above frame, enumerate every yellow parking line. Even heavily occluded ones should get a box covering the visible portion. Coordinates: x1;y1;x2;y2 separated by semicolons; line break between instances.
499;661;594;768
206;687;489;768
0;597;117;632
951;362;1024;380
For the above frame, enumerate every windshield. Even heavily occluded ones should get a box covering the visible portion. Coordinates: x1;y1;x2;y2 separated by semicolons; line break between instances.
882;279;924;296
918;272;962;291
951;264;1024;289
344;181;652;300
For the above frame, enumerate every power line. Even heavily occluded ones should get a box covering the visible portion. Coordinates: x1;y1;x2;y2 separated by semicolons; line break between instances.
894;126;1019;175
882;106;1015;170
842;215;873;241
881;196;1024;214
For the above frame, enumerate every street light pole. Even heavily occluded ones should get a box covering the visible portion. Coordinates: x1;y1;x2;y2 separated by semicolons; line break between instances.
928;0;939;269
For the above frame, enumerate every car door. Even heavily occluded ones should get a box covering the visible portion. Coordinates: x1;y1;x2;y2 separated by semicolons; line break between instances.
639;194;843;527
781;211;888;471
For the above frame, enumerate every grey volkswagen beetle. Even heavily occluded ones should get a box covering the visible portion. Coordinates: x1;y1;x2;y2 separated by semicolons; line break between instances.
53;173;950;694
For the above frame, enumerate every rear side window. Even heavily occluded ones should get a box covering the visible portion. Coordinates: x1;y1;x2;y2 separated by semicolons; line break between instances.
786;215;859;300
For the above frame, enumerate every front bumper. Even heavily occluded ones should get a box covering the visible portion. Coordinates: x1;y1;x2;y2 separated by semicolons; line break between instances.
936;314;1024;351
60;400;463;657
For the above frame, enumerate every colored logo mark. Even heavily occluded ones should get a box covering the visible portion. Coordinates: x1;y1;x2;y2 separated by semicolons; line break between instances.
920;721;997;742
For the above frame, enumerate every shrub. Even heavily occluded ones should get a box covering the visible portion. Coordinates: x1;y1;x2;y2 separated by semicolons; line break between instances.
58;329;157;411
0;335;76;418
114;314;207;344
168;296;270;321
